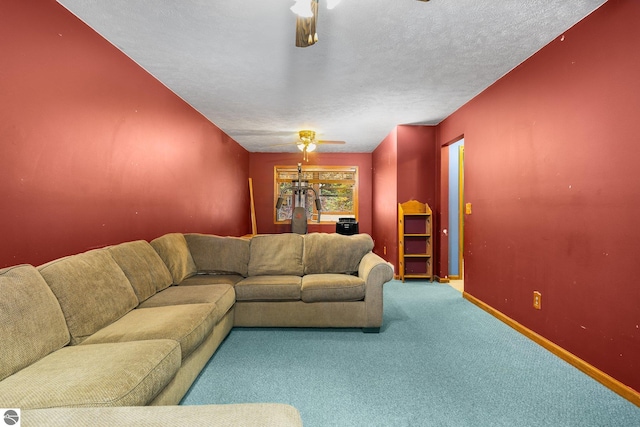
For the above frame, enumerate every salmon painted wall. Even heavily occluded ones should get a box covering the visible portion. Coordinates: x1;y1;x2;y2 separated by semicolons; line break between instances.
249;152;372;235
438;0;640;392
0;1;250;268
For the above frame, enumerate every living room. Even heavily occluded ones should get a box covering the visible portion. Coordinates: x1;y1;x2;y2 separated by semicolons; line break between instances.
2;0;639;417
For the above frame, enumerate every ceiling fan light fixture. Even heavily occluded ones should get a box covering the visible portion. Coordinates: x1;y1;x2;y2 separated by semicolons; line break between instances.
326;0;342;10
297;142;317;153
290;0;314;18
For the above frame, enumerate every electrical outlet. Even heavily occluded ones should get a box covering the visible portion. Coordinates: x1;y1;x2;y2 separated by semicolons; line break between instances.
533;291;542;310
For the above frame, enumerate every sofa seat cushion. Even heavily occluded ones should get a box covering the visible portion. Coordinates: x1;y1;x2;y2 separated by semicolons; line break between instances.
180;273;245;287
38;249;139;345
248;234;304;276
80;304;218;361
0;264;70;382
185;233;250;277
301;274;366;302
235;276;301;301
0;340;181;409
108;240;173;301
303;233;374;275
138;284;235;321
150;233;197;284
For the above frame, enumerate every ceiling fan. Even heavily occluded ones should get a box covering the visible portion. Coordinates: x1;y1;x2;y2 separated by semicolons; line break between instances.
273;130;346;161
291;0;430;48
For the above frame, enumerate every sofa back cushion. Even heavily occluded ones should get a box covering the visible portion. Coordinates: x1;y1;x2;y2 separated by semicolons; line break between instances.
108;240;173;302
0;264;70;381
185;233;250;277
248;234;304;276
303;233;374;275
150;233;197;284
38;249;139;345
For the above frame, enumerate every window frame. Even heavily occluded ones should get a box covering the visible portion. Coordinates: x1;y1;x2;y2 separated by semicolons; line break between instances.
273;165;359;224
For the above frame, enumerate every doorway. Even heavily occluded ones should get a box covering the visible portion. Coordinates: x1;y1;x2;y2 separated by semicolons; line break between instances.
441;138;465;291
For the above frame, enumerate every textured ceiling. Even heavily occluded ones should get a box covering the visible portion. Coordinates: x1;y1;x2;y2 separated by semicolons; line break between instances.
57;0;606;153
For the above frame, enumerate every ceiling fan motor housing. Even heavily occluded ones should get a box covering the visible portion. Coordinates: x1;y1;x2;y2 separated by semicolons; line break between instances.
299;130;316;142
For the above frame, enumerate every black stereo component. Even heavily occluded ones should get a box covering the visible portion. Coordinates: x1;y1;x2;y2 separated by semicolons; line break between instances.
336;218;359;235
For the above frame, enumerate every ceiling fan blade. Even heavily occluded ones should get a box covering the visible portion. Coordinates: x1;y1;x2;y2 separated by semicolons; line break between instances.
268;142;299;147
295;0;318;47
317;140;346;144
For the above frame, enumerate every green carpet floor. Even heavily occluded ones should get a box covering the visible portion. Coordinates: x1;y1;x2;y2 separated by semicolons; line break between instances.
181;281;640;426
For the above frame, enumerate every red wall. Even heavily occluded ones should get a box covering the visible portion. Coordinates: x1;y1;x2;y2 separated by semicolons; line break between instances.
397;125;437;207
0;1;250;268
438;0;640;392
372;130;399;267
372;126;437;273
249;152;372;235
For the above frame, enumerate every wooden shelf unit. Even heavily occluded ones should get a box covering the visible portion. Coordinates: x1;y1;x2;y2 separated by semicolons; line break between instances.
398;200;433;282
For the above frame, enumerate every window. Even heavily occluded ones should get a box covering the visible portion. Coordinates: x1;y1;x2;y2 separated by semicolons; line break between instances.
274;165;358;224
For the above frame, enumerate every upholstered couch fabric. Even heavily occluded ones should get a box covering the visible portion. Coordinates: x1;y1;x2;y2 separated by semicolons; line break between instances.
150;233;197;284
108;240;173;301
0;264;70;382
303;232;374;275
80;303;219;361
235;275;302;301
138;283;235;314
185;233;250;276
248;233;304;276
0;340;181;409
38;249;139;345
22;403;304;427
301;274;366;302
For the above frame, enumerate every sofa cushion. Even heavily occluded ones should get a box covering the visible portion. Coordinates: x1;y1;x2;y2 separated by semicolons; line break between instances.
301;274;366;302
38;249;139;345
248;234;304;276
108;240;173;302
234;276;301;301
0;265;70;382
150;233;197;284
181;273;245;287
303;233;374;275
138;284;235;322
0;340;181;409
80;303;218;361
185;233;250;277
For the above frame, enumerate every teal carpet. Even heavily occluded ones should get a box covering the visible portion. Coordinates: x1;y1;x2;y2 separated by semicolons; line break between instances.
181;281;640;426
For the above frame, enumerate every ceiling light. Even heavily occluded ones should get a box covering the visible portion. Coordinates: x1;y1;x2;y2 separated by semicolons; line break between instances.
290;0;314;18
326;0;342;10
297;142;317;152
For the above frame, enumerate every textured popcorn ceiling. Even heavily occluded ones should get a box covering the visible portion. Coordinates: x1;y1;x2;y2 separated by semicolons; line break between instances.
57;0;606;153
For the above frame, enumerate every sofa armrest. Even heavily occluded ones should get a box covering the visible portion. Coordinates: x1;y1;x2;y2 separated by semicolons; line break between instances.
358;252;394;285
358;252;394;330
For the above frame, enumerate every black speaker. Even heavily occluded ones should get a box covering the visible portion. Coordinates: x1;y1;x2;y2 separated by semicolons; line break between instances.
336;218;358;235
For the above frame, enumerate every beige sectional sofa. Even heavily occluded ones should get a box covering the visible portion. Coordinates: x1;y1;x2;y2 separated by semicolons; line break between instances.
0;232;393;426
